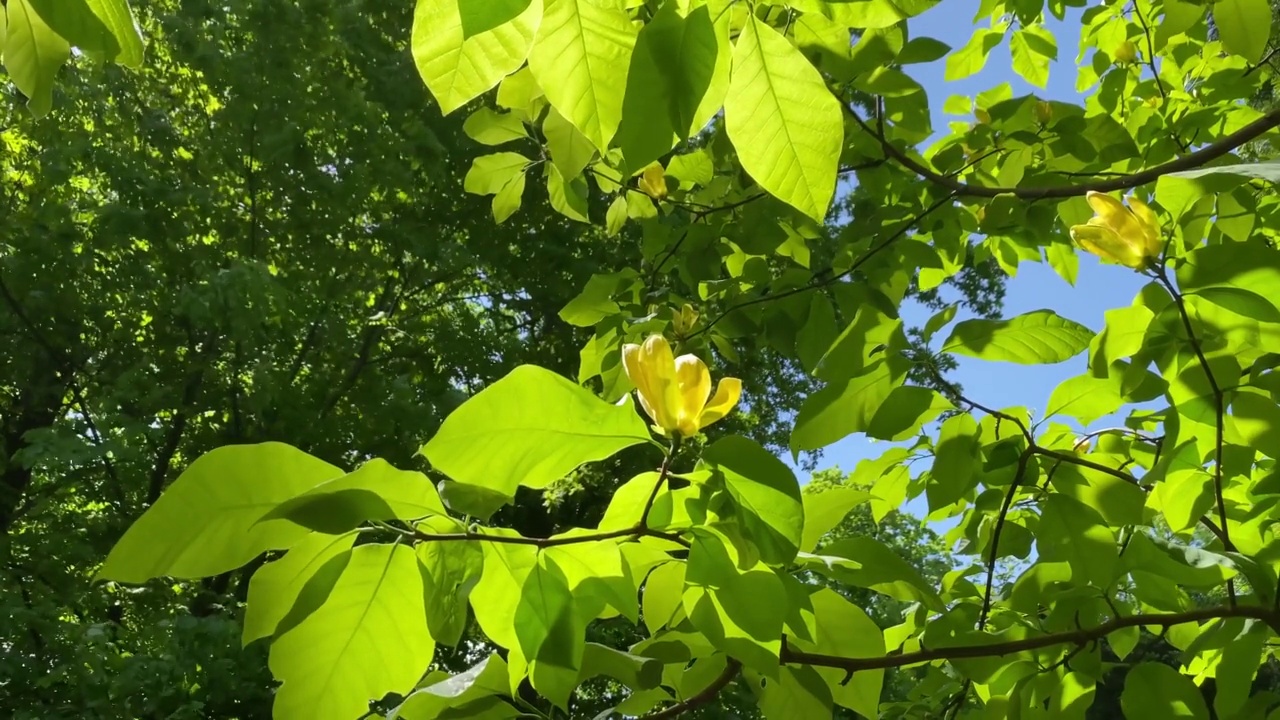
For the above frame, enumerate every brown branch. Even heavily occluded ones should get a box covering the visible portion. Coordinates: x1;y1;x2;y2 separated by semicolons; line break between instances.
781;604;1280;673
845;104;1280;199
691;191;958;338
1132;1;1167;102
980;449;1033;629
1153;264;1236;604
639;659;741;720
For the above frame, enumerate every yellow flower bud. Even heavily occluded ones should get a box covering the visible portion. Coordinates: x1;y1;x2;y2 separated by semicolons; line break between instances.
672;304;699;336
975;108;991;125
621;335;741;438
1113;40;1138;64
1035;101;1053;125
638;164;668;200
1069;191;1163;269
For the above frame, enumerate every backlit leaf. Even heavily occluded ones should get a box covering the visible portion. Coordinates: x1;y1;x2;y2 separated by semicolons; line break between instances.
412;0;541;115
725;14;842;222
704;435;805;565
942;309;1094;364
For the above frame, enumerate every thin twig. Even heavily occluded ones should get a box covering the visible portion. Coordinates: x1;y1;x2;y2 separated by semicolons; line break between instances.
980;449;1033;629
1132;1;1167;102
638;659;742;719
845;104;1280;199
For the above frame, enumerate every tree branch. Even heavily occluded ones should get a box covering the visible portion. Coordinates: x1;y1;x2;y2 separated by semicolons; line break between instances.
845;104;1280;199
638;659;741;720
781;604;1280;673
980;449;1033;629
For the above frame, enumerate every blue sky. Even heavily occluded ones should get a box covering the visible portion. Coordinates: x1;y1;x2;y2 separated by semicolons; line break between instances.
806;7;1150;508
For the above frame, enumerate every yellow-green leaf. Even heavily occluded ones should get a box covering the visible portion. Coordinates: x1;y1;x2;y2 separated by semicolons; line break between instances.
412;0;541;115
725;15;842;222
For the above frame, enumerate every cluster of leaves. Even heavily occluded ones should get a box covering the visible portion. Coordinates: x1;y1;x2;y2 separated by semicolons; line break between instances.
0;0;143;115
18;0;1280;719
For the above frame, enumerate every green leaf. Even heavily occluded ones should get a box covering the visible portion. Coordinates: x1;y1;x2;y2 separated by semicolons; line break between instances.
897;36;951;64
463;107;529;145
754;665;834;720
527;0;637;152
98;443;343;583
464;152;531;195
1215;627;1266;719
458;0;531;39
559;270;634;327
821;0;940;28
544;537;639;622
704;435;805;565
1167;162;1280;183
242;531;358;646
1045;373;1125;425
1177;243;1280;324
866;386;952;441
436;479;513;521
547;163;590;223
270;544;434;720
259;458;448;534
471;537;538;650
5;0;72;117
412;0;540;115
945;28;1001;81
606;195;628;236
29;0;144;67
390;655;511;720
578;643;662;691
724;14;842;222
801;486;872;553
799;536;945;611
1120;663;1208;720
514;555;584;704
666;149;715;187
684;562;787;676
942;309;1094;365
804;588;884;717
1009;26;1055;88
1037;495;1118;589
544;106;596;179
1232;389;1280;460
791;359;905;453
421;365;651;498
1214;0;1272;63
642;561;685;634
928;413;981;510
1046;240;1079;286
417;516;484;647
492;170;526;224
797;295;837;374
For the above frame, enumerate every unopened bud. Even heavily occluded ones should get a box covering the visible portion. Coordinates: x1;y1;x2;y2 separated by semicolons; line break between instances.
1035;101;1053;124
975;108;991;125
1113;40;1138;64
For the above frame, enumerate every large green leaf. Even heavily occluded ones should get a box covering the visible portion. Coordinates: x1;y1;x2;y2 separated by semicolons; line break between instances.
1177;243;1280;325
577;643;662;691
614;1;728;171
754;665;834;720
724;14;842;222
1120;663;1208;719
800;486;872;553
703;435;804;565
942;309;1094;364
1045;372;1126;425
928;413;981;511
458;0;531;39
791;359;905;453
1214;0;1272;63
684;564;788;676
1009;25;1055;88
1166;162;1280;183
270;544;435;720
470;536;538;649
98;443;344;583
514;555;584;704
412;0;541;115
5;0;71;117
420;365;652;498
259;458;448;534
527;0;637;152
417;516;485;647
29;0;142;66
799;537;945;611
390;655;512;720
803;588;885;718
242;531;358;646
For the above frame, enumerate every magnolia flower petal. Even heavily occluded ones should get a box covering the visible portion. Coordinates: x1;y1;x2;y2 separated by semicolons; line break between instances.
641;335;682;431
622;343;660;426
1127;195;1162;258
697;377;742;430
1071;224;1145;268
675;353;712;426
1085;191;1146;246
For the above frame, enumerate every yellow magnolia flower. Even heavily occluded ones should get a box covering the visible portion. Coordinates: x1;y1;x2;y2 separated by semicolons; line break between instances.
672;303;699;336
1069;191;1162;269
622;335;741;438
638;164;668;200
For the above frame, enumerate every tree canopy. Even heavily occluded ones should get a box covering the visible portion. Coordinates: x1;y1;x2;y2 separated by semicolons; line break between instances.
4;0;1280;718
